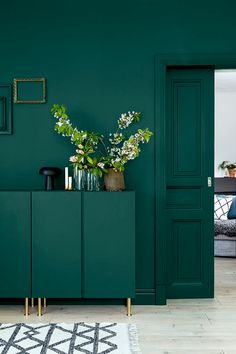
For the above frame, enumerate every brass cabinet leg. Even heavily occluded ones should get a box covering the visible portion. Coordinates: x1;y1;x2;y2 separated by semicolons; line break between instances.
127;298;132;317
31;298;34;307
43;298;47;308
24;298;29;316
38;298;42;316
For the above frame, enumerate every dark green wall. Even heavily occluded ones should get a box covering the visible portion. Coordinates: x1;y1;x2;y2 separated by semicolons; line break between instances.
0;0;235;302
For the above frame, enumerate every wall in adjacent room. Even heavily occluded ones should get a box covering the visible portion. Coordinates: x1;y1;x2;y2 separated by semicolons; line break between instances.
215;70;236;177
1;0;236;303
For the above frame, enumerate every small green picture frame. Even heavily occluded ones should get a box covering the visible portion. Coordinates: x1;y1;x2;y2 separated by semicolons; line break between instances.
13;78;46;104
0;84;12;135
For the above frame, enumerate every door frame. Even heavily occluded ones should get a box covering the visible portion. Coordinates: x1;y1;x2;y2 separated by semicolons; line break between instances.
155;53;236;305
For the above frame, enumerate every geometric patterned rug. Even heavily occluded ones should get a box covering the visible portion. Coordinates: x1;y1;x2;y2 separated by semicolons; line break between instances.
0;323;141;354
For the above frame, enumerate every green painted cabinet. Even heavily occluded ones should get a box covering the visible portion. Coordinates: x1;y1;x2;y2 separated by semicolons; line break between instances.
32;191;82;298
83;192;135;298
0;191;135;301
31;191;135;300
0;192;30;298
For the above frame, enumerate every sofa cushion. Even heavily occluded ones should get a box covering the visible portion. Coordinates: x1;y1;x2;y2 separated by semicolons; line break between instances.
228;197;236;219
214;195;233;220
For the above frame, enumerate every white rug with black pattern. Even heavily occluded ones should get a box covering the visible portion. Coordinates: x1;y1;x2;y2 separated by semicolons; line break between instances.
0;322;141;354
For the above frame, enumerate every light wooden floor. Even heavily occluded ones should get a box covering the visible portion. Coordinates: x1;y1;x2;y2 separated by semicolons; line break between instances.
1;257;236;354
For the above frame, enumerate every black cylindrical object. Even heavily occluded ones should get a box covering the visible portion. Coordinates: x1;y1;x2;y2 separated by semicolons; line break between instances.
39;167;61;190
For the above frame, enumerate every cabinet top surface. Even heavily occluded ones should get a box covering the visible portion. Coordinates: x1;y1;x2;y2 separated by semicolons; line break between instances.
0;190;135;193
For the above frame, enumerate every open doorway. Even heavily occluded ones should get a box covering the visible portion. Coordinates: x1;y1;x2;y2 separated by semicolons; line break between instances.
214;69;236;296
155;55;236;305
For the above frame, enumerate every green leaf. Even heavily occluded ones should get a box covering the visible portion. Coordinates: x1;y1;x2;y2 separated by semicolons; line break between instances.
87;156;94;164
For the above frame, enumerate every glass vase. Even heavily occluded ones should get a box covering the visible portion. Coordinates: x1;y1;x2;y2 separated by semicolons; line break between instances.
86;170;101;191
73;166;86;191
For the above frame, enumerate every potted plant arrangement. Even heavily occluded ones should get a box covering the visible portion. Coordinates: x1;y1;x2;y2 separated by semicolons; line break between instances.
51;104;106;191
51;104;152;191
218;161;236;177
102;111;152;191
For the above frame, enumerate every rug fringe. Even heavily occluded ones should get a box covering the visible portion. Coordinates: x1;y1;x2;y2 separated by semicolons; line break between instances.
128;324;142;354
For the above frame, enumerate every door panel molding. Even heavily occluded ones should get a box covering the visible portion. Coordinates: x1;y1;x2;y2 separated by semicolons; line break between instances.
166;187;201;209
172;81;201;176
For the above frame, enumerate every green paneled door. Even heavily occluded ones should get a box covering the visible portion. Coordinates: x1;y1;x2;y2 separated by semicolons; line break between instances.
83;191;135;299
32;192;82;298
166;68;214;298
0;192;30;298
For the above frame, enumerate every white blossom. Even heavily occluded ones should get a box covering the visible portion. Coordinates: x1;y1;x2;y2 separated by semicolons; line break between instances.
69;155;77;162
118;111;139;129
97;162;105;169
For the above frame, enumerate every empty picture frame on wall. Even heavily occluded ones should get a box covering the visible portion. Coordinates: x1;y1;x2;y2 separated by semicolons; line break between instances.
13;78;46;104
0;84;12;135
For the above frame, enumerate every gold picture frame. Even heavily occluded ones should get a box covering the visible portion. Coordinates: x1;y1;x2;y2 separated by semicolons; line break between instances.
13;78;46;104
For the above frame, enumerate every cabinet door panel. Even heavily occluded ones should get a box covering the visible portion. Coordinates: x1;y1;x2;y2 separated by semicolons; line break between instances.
83;192;135;298
0;192;30;297
32;192;82;298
